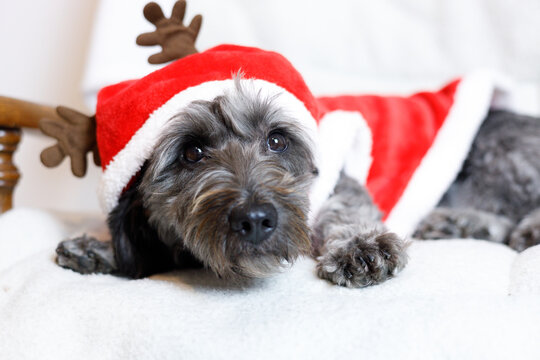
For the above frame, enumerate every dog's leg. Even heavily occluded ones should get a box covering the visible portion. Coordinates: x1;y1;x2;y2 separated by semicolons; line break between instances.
312;172;409;288
413;207;515;243
56;235;117;274
55;176;184;278
508;208;540;252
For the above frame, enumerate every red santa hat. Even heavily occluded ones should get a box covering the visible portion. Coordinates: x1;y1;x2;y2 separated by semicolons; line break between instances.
95;44;512;236
95;44;320;213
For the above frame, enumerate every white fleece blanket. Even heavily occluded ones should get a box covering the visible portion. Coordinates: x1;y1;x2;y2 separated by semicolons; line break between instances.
1;208;540;360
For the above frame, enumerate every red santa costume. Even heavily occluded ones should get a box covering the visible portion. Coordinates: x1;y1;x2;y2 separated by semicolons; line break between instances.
95;44;513;236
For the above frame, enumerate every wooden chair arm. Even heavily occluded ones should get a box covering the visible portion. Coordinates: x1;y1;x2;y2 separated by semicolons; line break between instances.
0;96;61;213
0;96;60;128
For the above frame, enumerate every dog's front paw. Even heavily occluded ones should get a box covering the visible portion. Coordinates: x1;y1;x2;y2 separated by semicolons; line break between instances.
413;207;512;243
56;235;116;274
508;210;540;252
316;230;408;288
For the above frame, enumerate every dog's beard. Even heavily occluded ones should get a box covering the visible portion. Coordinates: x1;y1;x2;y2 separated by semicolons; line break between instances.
144;143;313;278
182;158;313;277
140;80;317;278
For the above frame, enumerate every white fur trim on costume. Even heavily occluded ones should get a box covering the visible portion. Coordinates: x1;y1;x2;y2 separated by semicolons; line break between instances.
99;79;319;213
309;111;373;223
385;70;515;237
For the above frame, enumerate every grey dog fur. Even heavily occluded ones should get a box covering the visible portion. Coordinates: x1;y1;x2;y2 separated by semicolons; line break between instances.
312;173;409;287
414;110;540;250
56;81;408;286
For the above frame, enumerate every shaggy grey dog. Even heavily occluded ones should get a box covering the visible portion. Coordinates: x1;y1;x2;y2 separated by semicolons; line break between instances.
56;84;539;287
414;110;540;251
56;82;408;287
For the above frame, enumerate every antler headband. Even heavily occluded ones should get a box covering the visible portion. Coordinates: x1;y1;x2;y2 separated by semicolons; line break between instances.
39;0;202;177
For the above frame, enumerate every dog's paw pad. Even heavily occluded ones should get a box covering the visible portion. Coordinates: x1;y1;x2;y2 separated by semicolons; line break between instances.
56;235;116;274
316;232;408;288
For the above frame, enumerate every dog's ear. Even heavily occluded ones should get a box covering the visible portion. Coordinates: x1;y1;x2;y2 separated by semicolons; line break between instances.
136;0;203;64
107;173;177;278
39;106;100;177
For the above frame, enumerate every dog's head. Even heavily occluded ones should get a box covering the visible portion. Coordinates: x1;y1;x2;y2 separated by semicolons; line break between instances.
139;80;318;277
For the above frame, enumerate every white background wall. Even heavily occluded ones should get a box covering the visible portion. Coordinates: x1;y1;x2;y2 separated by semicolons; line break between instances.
1;0;539;214
0;0;102;212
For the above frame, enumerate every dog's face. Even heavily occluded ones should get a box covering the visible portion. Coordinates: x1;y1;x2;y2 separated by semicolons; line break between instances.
139;82;318;277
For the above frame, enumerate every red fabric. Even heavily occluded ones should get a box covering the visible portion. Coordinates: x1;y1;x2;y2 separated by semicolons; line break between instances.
96;45;317;170
317;79;460;218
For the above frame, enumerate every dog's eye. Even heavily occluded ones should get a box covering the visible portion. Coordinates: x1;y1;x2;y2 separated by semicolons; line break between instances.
267;132;288;153
183;145;205;163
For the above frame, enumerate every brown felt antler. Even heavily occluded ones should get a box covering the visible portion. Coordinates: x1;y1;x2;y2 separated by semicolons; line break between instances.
39;106;100;177
39;2;201;178
136;0;203;64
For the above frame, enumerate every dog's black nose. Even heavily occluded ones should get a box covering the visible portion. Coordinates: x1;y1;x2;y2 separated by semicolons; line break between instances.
229;203;277;244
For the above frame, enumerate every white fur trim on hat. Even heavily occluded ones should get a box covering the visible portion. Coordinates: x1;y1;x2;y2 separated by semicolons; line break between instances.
309;110;373;223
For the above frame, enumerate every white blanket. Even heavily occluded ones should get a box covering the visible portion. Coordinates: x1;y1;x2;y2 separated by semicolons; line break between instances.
1;208;540;359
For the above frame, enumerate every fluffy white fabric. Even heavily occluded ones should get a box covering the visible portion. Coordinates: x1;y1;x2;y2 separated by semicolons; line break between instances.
1;208;539;359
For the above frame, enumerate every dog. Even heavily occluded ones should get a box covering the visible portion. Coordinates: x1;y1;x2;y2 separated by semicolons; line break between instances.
56;80;409;287
52;1;539;288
